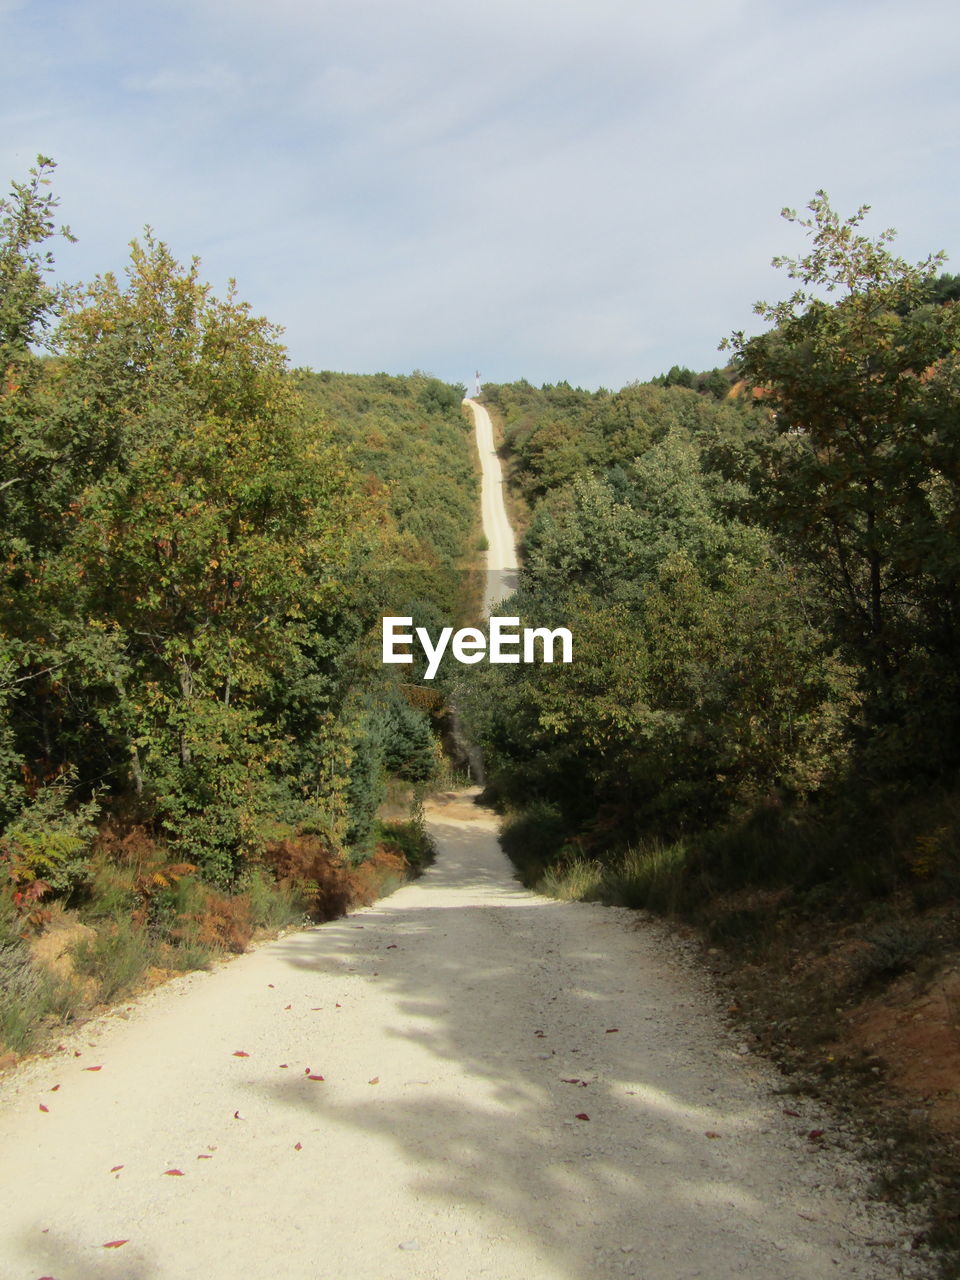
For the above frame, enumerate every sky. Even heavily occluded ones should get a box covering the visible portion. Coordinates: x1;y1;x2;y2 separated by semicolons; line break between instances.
2;0;959;391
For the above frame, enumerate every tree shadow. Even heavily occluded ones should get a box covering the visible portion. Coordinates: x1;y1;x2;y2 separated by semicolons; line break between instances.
260;811;856;1279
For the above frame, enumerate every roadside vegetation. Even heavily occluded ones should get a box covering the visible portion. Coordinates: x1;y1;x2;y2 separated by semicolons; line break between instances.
0;158;457;1058
461;195;960;1270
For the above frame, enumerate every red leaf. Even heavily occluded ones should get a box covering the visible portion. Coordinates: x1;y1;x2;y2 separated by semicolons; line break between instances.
307;1074;325;1082
110;1165;124;1172
284;1004;292;1010
39;1103;49;1113
232;1051;249;1058
605;1028;619;1033
335;1002;341;1008
278;1063;289;1069
197;1154;213;1159
102;1240;129;1249
268;983;275;988
783;1108;801;1117
368;1076;379;1085
83;1065;103;1072
163;1169;184;1176
807;1129;825;1140
73;1050;81;1057
294;1142;302;1151
50;1084;60;1092
575;1113;590;1121
386;944;397;949
310;1007;322;1011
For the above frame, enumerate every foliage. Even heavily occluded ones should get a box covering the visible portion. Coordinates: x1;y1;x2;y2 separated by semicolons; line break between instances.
725;192;960;778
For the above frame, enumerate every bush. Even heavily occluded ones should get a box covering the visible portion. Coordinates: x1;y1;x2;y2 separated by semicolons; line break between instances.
71;919;155;1002
0;894;79;1051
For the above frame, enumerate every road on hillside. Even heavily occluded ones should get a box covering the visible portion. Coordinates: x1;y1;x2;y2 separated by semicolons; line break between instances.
0;398;927;1279
0;793;925;1279
464;398;519;614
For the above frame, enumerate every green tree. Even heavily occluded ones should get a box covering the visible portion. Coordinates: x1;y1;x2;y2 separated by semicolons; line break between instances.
725;192;960;771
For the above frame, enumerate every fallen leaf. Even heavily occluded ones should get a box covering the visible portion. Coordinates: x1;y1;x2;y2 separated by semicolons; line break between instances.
575;1113;590;1121
783;1108;801;1117
110;1165;123;1173
560;1078;581;1084
197;1154;213;1160
307;1074;325;1082
163;1169;184;1176
310;1007;323;1011
368;1076;379;1085
233;1110;245;1120
705;1131;722;1139
807;1129;825;1140
284;1004;292;1010
605;1028;619;1034
83;1065;103;1072
335;1002;341;1008
267;983;275;988
50;1085;60;1092
294;1142;302;1151
232;1051;249;1058
39;1104;49;1113
278;1063;289;1069
73;1051;81;1057
386;944;397;949
102;1240;129;1249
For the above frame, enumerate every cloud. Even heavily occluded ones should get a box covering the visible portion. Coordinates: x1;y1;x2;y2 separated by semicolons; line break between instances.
1;0;958;388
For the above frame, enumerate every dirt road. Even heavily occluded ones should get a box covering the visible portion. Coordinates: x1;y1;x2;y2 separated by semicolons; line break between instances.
0;793;926;1279
465;398;519;614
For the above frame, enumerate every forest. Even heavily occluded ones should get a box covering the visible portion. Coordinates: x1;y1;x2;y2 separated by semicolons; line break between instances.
460;194;960;941
0;158;477;1049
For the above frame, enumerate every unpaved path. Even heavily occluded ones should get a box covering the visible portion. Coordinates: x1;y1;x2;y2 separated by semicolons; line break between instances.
465;398;519;613
0;792;927;1279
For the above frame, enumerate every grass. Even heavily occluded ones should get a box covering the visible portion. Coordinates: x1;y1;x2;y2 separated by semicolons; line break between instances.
71;920;157;1002
0;896;79;1054
533;840;691;915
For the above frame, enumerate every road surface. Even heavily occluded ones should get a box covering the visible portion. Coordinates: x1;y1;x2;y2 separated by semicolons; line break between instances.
0;794;926;1279
464;398;519;615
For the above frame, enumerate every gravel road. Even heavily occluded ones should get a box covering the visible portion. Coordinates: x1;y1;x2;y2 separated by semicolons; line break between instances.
0;793;929;1279
465;398;519;613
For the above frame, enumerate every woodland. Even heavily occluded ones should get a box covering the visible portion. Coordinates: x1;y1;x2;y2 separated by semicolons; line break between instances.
0;158;478;1047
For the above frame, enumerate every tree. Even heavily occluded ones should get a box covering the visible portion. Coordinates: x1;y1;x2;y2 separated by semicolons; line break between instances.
725;193;960;771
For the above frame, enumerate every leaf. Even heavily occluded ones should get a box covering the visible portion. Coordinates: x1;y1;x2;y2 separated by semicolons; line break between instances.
233;1110;245;1120
575;1113;590;1121
110;1165;124;1173
386;944;397;949
50;1085;60;1092
163;1169;184;1176
278;1063;289;1069
807;1129;825;1140
705;1131;721;1139
83;1065;103;1072
284;1004;292;1010
197;1154;213;1159
368;1076;379;1085
294;1142;302;1151
605;1028;619;1033
783;1108;801;1117
102;1240;129;1249
307;1074;325;1082
39;1103;49;1112
232;1050;249;1058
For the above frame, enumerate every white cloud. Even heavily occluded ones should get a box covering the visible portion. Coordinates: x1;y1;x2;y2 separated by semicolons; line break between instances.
1;0;958;388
